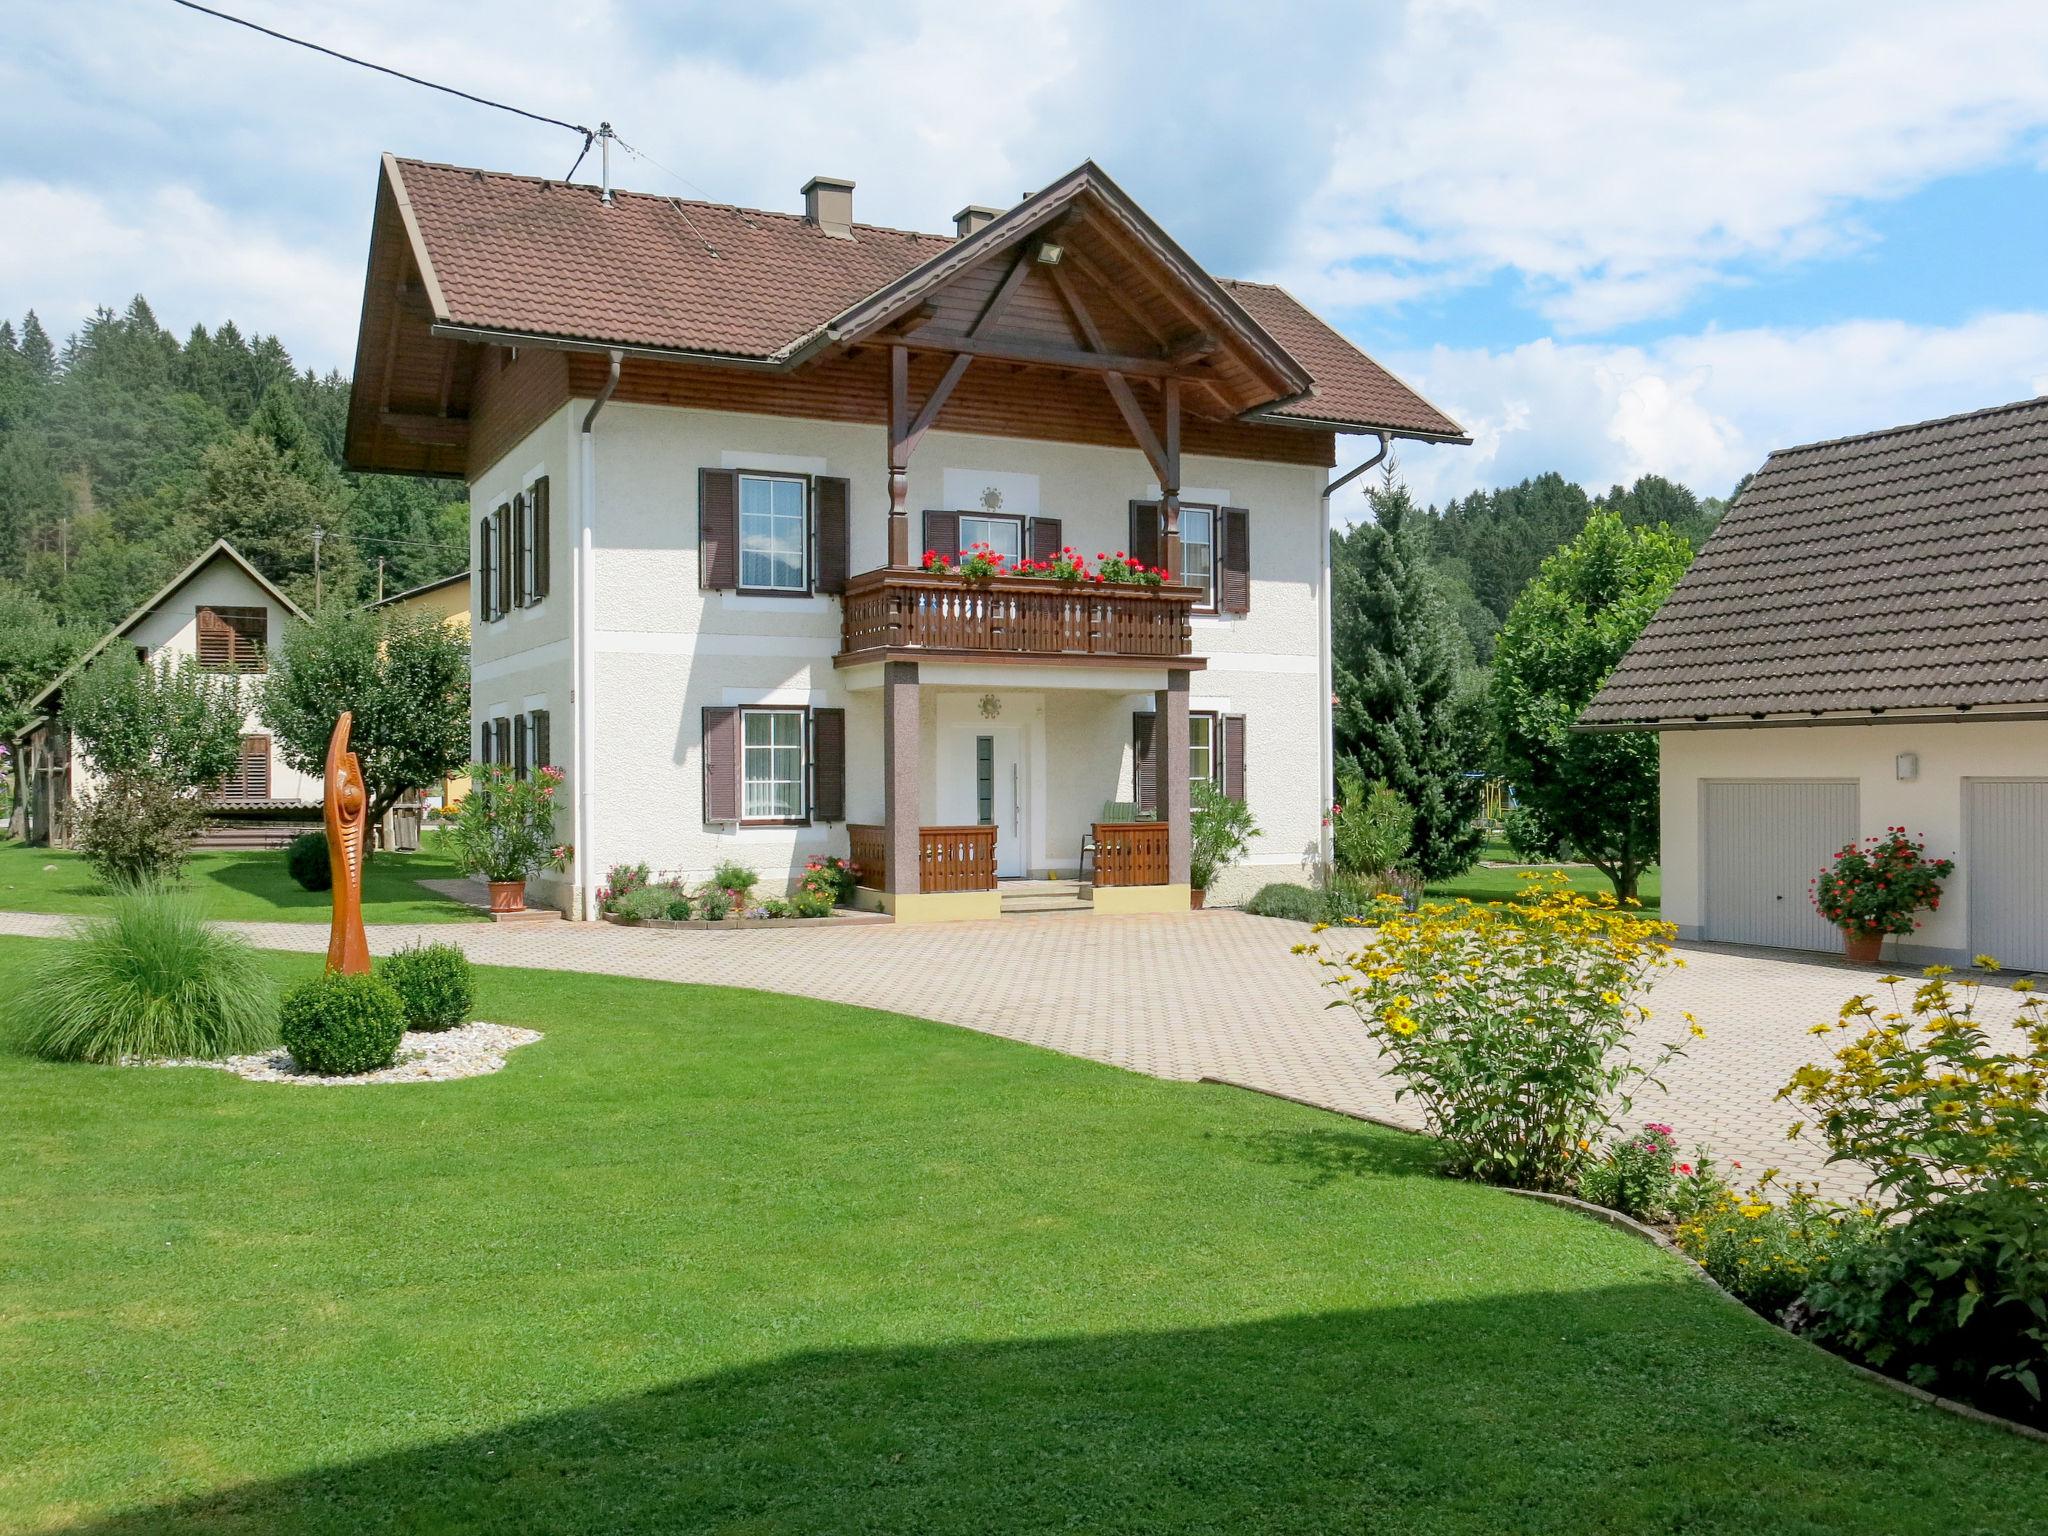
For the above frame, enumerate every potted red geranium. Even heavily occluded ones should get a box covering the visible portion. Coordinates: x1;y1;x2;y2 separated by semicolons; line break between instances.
1811;827;1954;964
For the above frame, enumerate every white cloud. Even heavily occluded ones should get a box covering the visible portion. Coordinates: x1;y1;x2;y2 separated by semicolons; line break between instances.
0;180;360;365
1356;312;2048;514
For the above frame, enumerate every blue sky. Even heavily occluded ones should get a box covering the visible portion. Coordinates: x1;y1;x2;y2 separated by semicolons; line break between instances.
4;0;2046;516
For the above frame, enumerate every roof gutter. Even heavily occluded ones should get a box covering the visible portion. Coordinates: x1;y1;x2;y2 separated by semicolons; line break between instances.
572;349;623;921
430;322;797;374
1317;432;1392;876
1576;707;2048;734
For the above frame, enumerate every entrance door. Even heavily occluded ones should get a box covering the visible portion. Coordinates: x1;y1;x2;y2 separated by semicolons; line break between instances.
1702;780;1857;950
942;725;1025;877
1966;780;2048;972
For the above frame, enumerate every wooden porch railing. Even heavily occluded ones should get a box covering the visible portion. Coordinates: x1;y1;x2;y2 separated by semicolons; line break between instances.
1092;820;1170;886
845;824;999;893
839;569;1198;662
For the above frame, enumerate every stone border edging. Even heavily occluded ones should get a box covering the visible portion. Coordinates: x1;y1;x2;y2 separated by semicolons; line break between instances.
1198;1073;2048;1449
600;911;891;932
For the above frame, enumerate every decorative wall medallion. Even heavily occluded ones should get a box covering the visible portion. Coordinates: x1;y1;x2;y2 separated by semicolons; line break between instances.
978;693;1002;719
980;486;1004;511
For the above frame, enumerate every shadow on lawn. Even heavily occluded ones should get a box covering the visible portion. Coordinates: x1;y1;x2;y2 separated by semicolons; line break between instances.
56;1288;2043;1535
1224;1124;1439;1188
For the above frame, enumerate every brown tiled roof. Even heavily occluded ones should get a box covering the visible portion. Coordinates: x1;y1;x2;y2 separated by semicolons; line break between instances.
387;157;1463;442
1581;396;2048;727
1222;280;1465;440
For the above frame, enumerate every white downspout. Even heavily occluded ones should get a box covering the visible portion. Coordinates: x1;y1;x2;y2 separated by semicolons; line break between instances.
1318;431;1391;879
573;349;623;920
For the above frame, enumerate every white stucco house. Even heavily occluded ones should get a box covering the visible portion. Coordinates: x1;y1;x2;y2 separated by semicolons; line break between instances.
1581;397;2048;970
20;540;320;846
342;154;1467;920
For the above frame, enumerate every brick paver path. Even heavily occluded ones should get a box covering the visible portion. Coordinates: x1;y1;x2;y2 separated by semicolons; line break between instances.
4;907;2027;1197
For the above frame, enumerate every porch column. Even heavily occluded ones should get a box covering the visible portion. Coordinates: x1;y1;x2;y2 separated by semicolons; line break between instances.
882;660;921;894
1157;671;1191;886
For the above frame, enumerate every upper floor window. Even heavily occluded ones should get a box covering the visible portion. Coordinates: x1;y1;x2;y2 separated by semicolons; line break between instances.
1179;506;1216;612
739;474;808;593
196;605;267;673
956;513;1023;564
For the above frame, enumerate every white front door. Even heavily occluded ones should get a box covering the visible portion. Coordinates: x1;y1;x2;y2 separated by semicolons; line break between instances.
941;724;1025;877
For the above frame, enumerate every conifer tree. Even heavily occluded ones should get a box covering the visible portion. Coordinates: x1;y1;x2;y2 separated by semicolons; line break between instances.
17;312;55;380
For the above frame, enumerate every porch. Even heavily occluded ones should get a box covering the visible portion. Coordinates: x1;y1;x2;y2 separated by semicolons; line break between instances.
844;821;1177;920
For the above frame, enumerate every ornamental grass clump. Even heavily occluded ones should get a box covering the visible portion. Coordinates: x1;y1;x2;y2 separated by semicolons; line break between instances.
1297;871;1698;1189
1778;963;2048;1415
16;888;276;1063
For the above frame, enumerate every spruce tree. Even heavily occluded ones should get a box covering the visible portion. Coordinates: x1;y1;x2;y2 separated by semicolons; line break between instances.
17;312;55;380
1331;462;1485;881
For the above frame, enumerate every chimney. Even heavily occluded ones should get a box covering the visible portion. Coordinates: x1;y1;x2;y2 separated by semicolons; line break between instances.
802;175;855;239
953;204;1002;239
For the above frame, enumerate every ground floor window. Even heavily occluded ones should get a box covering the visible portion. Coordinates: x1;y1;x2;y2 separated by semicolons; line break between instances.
742;708;806;821
1189;712;1220;787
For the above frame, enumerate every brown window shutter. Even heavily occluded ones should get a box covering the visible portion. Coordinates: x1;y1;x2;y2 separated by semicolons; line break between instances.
1132;710;1158;817
1028;516;1063;564
532;477;551;599
811;707;846;821
921;510;959;563
196;606;231;670
476;516;492;622
701;705;739;821
510;489;529;608
492;504;512;619
699;469;739;590
814;476;850;594
531;709;551;772
493;717;512;767
1127;500;1162;570
512;712;529;778
1220;506;1251;614
478;721;492;764
1222;714;1246;800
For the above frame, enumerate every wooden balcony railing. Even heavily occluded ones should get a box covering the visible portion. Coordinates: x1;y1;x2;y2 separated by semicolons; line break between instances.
1092;820;1170;886
838;568;1198;663
846;824;999;893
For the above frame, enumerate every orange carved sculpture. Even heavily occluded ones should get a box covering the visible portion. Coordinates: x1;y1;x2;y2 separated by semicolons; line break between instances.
324;710;372;975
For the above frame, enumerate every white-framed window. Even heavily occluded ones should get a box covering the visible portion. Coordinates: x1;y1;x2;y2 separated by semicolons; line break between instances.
741;708;806;821
738;474;808;592
1179;505;1216;611
957;513;1023;563
1189;712;1218;787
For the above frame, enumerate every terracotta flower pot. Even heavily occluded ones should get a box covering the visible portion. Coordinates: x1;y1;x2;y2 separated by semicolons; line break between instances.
1190;887;1206;910
487;879;527;914
1842;928;1884;965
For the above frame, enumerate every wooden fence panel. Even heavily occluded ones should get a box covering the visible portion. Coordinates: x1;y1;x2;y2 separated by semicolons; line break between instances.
1093;820;1169;886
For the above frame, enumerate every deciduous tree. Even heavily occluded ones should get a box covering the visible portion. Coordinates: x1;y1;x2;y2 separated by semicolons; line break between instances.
63;650;247;790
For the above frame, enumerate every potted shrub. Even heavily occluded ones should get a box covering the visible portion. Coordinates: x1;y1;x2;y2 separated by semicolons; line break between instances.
1811;827;1954;964
1189;779;1259;909
449;762;570;913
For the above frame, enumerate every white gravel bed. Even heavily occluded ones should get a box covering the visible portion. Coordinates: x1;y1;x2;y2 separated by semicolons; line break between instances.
137;1021;541;1085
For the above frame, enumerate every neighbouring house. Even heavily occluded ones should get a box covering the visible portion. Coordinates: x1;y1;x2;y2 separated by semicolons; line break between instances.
1581;397;2048;970
20;539;320;848
342;155;1466;920
368;570;473;814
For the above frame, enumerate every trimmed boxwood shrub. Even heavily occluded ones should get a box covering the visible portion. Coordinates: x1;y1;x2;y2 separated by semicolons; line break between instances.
1244;883;1323;923
278;971;407;1076
17;887;276;1062
380;941;475;1032
285;830;331;892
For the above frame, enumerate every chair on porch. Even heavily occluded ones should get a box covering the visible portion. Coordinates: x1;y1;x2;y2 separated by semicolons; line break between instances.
1078;801;1139;883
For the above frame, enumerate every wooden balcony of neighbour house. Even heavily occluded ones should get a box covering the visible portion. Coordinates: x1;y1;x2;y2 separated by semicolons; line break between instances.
846;824;1000;893
835;568;1205;669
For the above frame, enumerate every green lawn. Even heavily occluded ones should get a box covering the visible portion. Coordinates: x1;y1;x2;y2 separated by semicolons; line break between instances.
0;835;482;924
1429;858;1661;914
2;940;2042;1533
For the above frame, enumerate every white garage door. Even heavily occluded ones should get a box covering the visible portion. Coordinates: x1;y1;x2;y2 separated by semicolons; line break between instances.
1703;780;1858;951
1966;780;2048;973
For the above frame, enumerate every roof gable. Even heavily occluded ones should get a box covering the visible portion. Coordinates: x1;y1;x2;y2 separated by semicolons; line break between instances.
27;540;305;714
1581;396;2048;727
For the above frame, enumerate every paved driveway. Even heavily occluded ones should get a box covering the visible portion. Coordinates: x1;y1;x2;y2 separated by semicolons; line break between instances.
2;907;2021;1197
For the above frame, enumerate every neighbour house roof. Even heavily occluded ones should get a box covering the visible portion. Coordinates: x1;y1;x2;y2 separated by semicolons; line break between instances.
348;154;1465;474
26;539;307;718
368;571;468;610
1580;396;2048;729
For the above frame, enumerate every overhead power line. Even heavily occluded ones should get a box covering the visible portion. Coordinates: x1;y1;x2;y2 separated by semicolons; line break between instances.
165;0;594;147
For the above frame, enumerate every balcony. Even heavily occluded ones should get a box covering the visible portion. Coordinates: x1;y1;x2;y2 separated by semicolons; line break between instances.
836;568;1201;668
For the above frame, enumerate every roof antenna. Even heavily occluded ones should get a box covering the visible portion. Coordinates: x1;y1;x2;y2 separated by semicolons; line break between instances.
599;123;614;205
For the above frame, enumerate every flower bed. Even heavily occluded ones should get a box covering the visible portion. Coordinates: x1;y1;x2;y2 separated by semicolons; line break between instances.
597;855;874;927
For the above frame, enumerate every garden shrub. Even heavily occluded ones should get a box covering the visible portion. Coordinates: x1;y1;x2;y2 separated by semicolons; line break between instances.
1575;1121;1688;1220
1245;883;1323;922
790;887;835;918
285;830;331;892
16;887;276;1062
599;861;651;914
1190;779;1259;893
450;764;568;884
379;941;474;1032
800;855;857;907
659;883;693;920
1299;871;1698;1189
278;971;407;1076
73;772;206;887
1778;964;2048;1414
1503;802;1571;863
696;886;733;921
1330;768;1411;885
1673;1171;1871;1318
757;897;795;919
613;886;676;923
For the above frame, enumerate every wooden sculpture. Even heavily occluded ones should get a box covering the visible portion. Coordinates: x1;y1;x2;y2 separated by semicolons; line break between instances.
324;710;372;975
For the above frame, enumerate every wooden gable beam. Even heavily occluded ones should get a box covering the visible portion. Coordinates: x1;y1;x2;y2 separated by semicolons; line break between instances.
1062;247;1169;347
